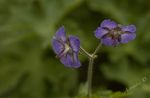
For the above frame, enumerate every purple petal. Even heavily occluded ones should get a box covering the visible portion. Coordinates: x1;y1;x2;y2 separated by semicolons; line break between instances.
101;37;119;46
69;35;80;52
95;27;109;39
101;19;117;29
72;53;81;68
121;25;136;33
52;38;64;55
120;33;136;43
60;53;81;68
55;26;67;42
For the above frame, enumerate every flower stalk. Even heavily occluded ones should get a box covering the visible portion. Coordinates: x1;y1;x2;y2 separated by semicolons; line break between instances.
80;47;92;58
80;43;102;98
87;57;94;98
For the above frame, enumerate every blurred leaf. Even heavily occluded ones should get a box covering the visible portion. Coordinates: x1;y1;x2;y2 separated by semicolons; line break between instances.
0;0;83;98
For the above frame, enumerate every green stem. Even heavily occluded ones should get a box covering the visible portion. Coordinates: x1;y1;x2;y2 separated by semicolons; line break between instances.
87;43;102;98
80;47;92;58
80;43;102;98
93;43;102;56
87;57;94;98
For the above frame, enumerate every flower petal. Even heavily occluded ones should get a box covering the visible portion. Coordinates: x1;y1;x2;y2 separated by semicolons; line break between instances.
69;35;80;52
72;53;81;68
60;53;81;68
101;37;119;46
52;38;64;55
120;33;136;43
95;27;109;39
101;19;117;29
55;26;67;42
121;25;136;33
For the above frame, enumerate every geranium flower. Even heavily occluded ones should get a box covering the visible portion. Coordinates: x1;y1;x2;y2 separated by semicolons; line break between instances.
95;19;136;46
52;26;81;68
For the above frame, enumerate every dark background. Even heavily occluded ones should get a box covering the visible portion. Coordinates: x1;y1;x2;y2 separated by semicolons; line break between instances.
0;0;150;98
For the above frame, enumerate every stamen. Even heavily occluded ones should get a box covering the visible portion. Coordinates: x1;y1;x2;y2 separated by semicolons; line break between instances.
56;44;70;59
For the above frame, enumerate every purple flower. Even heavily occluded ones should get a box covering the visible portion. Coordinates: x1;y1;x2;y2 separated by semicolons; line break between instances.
95;19;136;46
52;26;81;68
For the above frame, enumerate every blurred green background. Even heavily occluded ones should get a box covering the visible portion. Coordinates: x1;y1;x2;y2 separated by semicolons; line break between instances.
0;0;150;98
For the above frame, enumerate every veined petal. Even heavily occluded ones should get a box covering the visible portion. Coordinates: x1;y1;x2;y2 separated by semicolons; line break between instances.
101;37;119;46
55;26;67;42
72;53;81;68
60;53;81;68
52;38;64;55
120;33;136;43
101;19;117;29
69;35;80;52
95;27;109;39
121;25;136;33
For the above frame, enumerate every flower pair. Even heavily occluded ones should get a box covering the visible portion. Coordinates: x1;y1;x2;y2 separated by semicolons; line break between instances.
52;19;136;68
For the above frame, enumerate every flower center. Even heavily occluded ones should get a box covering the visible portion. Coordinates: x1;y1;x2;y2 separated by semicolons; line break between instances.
64;44;70;53
105;27;123;41
112;30;122;36
57;43;71;58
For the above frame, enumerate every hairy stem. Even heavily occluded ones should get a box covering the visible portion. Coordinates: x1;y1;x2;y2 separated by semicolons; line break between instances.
87;57;94;98
87;43;102;98
80;47;92;58
80;43;102;98
93;43;102;56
